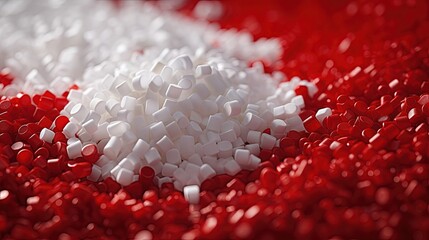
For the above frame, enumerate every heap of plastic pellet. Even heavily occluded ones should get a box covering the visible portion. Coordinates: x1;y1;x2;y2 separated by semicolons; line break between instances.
1;0;321;198
1;0;429;239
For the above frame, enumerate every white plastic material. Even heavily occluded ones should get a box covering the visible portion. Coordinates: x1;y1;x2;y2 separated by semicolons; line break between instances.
40;128;55;143
316;107;332;124
7;0;322;200
184;185;200;204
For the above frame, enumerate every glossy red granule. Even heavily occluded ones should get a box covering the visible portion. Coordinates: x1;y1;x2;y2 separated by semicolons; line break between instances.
1;0;429;239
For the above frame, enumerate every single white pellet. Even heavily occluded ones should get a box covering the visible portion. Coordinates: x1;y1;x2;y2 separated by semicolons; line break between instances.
217;141;233;158
242;112;264;130
63;122;79;138
145;147;161;165
40;128;55;143
187;121;203;138
173;111;190;129
234;149;250;167
198;164;216;182
166;148;182;165
247;130;261;144
66;140;83;159
90;98;106;114
178;75;194;90
315;107;332;124
204;73;227;94
107;121;130;137
166;121;182;140
207;131;221;143
116;81;132;96
220;129;237;142
103;137;122;160
285;115;305;132
245;144;260;156
70;103;89;122
195;65;212;78
188;153;203;166
173;168;187;184
105;99;120;116
284;103;298;118
116;168;134;186
176;135;195;159
149;75;163;92
184;185;200;204
203;140;219;156
82;119;98;134
166;84;182;99
145;98;159;115
156;136;174;154
206;115;223;133
162;163;178;177
87;165;101;182
248;154;261;169
224;160;241;176
121;96;137;110
149;122;167;142
224;100;241;116
260;133;276;149
291;95;305;109
122;130;137;144
271;119;286;133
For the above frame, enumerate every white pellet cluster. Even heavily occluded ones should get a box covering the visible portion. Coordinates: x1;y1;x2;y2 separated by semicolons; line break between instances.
0;0;328;203
0;0;281;96
60;48;318;194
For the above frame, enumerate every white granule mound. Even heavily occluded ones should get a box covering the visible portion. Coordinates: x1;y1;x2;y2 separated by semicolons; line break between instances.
0;0;325;202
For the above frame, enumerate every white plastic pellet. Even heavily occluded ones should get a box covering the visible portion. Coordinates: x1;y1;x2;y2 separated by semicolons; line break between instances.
203;140;219;156
87;165;101;182
260;133;276;150
63;122;79;138
121;96;137;110
103;137;122;160
248;154;261;169
184;185;200;204
173;111;190;129
198;164;216;182
82;119;98;134
206;115;223;132
67;140;83;159
242;112;264;130
234;149;250;167
224;100;241;116
166;148;182;165
224;160;241;176
291;95;305;109
40;128;55;143
166;84;182;99
116;168;134;186
218;141;233;158
315;107;332;124
107;121;130;137
145;147;161;165
149;122;167;142
195;65;212;78
284;103;298;118
156;136;174;154
245;143;260;156
162;163;178;177
247;130;261;144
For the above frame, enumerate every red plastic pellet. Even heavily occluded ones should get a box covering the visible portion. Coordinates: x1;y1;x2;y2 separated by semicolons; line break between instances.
81;144;99;163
